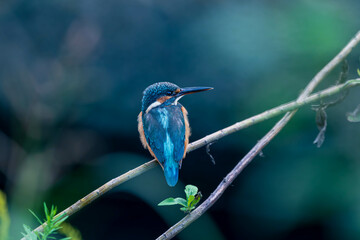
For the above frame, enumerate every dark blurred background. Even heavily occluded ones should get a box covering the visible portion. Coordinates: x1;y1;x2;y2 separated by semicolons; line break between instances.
1;0;360;239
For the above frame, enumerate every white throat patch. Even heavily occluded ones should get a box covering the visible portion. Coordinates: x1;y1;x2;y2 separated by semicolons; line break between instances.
145;100;162;113
173;96;183;105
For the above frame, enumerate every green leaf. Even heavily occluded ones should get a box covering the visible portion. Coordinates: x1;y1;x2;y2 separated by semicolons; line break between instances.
357;68;360;76
190;192;202;208
22;225;37;240
185;185;198;199
55;216;68;227
180;207;188;212
29;210;42;225
158;197;187;207
44;203;50;222
53;213;68;229
54;212;66;220
159;185;201;214
158;197;176;206
347;104;360;122
174;198;188;207
187;195;195;207
347;114;360;122
180;206;195;213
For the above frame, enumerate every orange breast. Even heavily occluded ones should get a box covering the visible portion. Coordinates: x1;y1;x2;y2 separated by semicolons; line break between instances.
181;106;191;161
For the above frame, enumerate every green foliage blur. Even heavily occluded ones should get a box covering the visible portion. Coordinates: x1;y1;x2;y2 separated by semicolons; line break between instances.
0;0;359;239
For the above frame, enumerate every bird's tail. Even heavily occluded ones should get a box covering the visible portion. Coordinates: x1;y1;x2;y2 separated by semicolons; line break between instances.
164;161;179;187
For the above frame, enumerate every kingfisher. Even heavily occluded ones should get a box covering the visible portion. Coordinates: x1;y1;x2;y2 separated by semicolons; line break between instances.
138;82;213;187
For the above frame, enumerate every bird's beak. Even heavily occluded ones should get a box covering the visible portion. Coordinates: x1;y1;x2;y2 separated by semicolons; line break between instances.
176;86;213;96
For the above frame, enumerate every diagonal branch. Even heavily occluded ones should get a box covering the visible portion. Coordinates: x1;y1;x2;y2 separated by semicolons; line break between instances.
22;30;360;240
23;79;360;240
156;30;360;240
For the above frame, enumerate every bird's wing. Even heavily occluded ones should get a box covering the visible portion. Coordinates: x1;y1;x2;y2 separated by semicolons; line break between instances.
142;105;186;168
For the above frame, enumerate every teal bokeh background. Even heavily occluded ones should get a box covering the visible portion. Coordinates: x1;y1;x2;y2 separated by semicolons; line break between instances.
0;0;360;239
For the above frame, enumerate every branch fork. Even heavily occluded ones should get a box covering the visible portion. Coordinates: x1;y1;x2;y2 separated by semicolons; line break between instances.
21;30;360;240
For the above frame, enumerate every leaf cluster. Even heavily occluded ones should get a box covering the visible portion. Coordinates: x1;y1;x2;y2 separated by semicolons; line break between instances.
158;185;202;213
22;203;70;240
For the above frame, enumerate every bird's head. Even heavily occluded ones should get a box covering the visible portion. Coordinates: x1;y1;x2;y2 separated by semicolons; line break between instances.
141;82;213;113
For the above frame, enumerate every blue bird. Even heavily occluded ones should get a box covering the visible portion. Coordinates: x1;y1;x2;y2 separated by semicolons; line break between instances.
138;82;213;187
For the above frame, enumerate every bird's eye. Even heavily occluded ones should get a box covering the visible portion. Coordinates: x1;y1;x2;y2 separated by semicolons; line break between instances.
166;91;173;95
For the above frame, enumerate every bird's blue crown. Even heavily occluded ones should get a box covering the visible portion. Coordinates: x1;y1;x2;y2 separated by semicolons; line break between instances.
141;82;180;112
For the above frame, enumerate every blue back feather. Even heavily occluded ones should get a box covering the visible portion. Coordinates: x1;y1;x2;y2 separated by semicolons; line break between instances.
142;104;186;186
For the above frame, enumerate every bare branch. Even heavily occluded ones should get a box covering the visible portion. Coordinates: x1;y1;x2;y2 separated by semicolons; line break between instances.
22;31;360;240
23;78;360;240
156;30;360;240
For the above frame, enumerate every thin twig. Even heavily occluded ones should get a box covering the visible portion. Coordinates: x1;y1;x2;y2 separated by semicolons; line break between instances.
23;79;360;240
156;30;360;240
